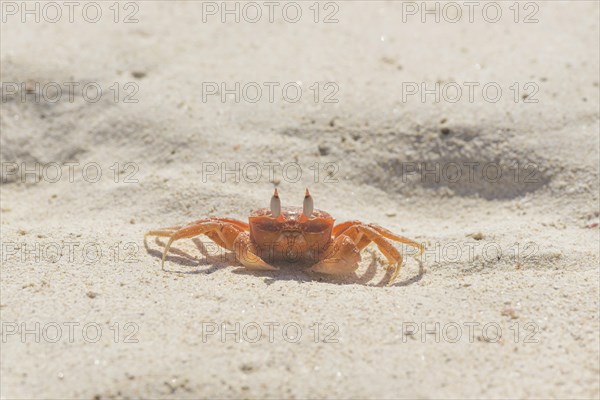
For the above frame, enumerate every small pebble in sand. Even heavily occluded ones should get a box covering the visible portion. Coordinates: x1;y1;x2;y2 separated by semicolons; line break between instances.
86;291;98;299
501;308;519;319
131;71;147;79
440;127;451;135
240;363;254;373
468;232;484;240
318;144;331;156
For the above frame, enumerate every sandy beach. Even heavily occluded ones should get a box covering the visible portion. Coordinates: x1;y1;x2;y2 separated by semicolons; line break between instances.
1;1;599;398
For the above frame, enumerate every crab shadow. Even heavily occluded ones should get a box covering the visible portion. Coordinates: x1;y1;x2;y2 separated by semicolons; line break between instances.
144;237;424;287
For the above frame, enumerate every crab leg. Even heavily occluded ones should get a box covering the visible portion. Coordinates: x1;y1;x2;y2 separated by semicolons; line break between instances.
233;232;279;271
145;220;241;267
145;218;248;242
342;225;405;283
145;218;277;271
367;223;424;254
329;221;423;285
332;220;357;236
185;217;249;231
334;221;423;252
310;235;361;275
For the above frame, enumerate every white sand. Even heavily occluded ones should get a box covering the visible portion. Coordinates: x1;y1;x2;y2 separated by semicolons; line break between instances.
1;1;599;398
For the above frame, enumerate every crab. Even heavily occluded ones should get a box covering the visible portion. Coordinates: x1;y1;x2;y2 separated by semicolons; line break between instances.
145;189;423;285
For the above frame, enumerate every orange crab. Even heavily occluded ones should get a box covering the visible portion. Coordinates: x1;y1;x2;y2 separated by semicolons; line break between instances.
145;189;423;285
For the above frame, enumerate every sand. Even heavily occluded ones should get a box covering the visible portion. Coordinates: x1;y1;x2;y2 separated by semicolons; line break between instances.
1;1;599;398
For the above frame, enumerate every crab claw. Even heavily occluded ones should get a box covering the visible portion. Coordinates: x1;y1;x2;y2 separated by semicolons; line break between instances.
270;188;281;217
303;187;313;218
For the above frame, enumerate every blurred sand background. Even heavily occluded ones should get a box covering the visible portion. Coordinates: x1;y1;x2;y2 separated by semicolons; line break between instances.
1;1;599;398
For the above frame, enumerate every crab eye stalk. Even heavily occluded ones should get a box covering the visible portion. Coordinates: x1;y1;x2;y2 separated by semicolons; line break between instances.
303;187;313;217
270;188;281;217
